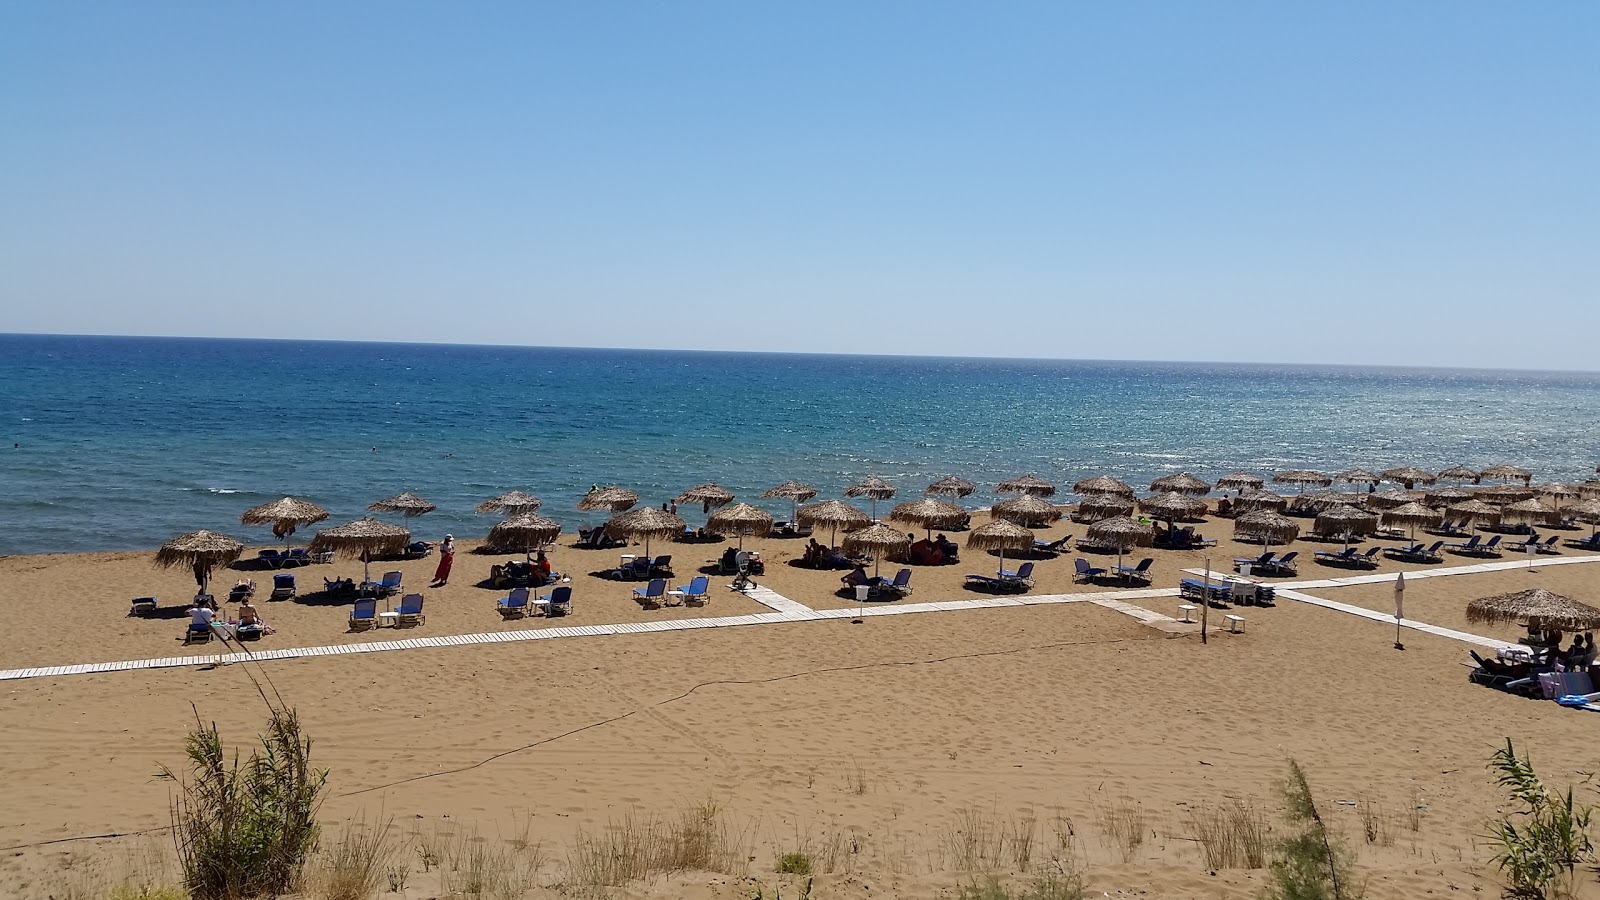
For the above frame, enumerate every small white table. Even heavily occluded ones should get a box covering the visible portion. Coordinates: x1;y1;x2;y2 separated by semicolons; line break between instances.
377;611;401;628
665;590;685;606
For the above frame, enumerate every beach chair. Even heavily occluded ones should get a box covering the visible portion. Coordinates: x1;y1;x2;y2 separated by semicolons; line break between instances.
1462;535;1503;557
539;585;572;616
184;621;214;644
269;573;296;601
1073;558;1108;583
1033;535;1073;555
349;598;378;631
229;580;257;603
129;596;158;617
1314;548;1358;566
1255;551;1297;576
1444;535;1481;555
872;568;913;599
1114;558;1154;584
497;587;531;619
675;576;709;606
633;578;666;609
376;571;403;596
963;572;1005;592
258;549;286;568
998;562;1035;591
404;541;432;559
1536;535;1562;554
396;593;425;627
1233;551;1274;572
649;555;673;576
323;577;356;598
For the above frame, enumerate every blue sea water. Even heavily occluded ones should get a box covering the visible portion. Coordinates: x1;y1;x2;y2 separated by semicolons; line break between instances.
2;333;1598;556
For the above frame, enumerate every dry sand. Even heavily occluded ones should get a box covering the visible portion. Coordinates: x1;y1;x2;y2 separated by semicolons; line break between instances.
4;512;1600;898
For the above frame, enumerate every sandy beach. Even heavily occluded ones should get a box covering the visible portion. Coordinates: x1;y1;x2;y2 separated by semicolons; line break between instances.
4;510;1600;899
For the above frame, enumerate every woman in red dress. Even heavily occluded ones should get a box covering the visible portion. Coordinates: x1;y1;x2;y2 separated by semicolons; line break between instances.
432;534;455;586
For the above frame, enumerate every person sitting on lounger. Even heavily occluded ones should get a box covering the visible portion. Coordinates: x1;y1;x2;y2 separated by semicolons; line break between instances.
933;534;957;562
841;565;882;590
1568;634;1589;671
188;601;215;630
536;551;553;584
237;599;260;626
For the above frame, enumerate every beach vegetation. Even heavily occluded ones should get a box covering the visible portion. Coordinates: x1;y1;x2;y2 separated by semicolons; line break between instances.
432;819;546;899
160;708;326;900
563;798;747;895
774;851;813;874
1264;758;1363;900
748;876;813;900
314;815;395;900
954;863;1084;900
1484;738;1593;900
1185;798;1269;869
939;806;1043;873
1093;793;1145;863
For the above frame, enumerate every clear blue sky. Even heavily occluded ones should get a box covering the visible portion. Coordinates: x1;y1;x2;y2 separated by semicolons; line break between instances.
2;2;1595;369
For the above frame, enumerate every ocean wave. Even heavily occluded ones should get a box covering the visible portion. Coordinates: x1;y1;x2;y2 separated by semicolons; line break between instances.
208;488;242;494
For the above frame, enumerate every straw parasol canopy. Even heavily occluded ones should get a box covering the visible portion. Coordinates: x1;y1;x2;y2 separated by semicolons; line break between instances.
1233;511;1300;547
1476;484;1537;504
368;491;436;523
841;523;912;579
606;507;687;561
1335;469;1379;487
797;499;871;546
706;502;775;549
476;490;543;516
1072;493;1134;523
1216;471;1265;491
1365;488;1415;510
1438;465;1481;483
1380;502;1442;539
309;518;411;583
1502;498;1557;526
1446;499;1503;528
1294;489;1367;511
1480;464;1533;485
992;495;1064;528
1087;515;1154;571
155;529;245;594
966;519;1036;571
675;482;736;515
925;476;978;498
888;498;968;539
1138;492;1207;522
1380;466;1437;489
1422;486;1474;507
1273;470;1332;490
762;480;819;522
1235;489;1288;512
1567;499;1600;540
1583;481;1600;499
1540;482;1582;499
997;474;1058;497
577;486;641;513
1149;473;1211;496
1467;588;1600;632
240;496;330;547
1073;475;1135;497
486;513;562;562
1314;505;1378;549
845;477;897;519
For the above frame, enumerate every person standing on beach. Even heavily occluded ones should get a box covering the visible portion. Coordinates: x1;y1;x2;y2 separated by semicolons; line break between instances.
432;534;455;586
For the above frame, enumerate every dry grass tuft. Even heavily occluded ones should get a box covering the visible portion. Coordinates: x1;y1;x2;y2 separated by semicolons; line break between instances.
1185;799;1269;869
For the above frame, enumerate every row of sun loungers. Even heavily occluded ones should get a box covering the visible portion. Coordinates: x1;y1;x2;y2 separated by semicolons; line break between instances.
1231;551;1298;576
631;577;710;608
607;555;673;580
257;548;332;567
965;562;1034;593
1179;578;1276;607
495;586;575;618
348;594;426;630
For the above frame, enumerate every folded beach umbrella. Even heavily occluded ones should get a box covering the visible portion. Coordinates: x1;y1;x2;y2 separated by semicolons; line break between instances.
1215;471;1265;492
1086;515;1154;572
156;529;245;595
675;482;736;516
1073;493;1134;522
310;517;411;583
997;474;1058;497
845;477;898;520
1314;504;1378;550
577;486;640;513
842;523;911;579
1379;502;1442;541
1480;464;1533;486
1148;473;1211;497
966;519;1035;575
1437;465;1482;484
992;494;1063;528
605;507;686;563
888;497;967;540
762;480;819;523
1467;588;1600;633
1073;475;1135;497
476;490;543;516
1335;469;1379;487
1380;467;1437;489
486;513;561;562
706;502;774;550
1233;511;1300;551
925;476;977;499
240;496;330;549
797;499;871;548
369;491;437;524
1272;470;1332;492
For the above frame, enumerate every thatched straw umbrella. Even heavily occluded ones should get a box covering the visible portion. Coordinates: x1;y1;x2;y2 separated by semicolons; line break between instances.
156;529;245;595
1446;499;1503;529
486;513;562;562
706;502;774;550
1073;493;1134;523
1380;466;1437;489
1502;498;1557;527
997;474;1058;498
1314;505;1378;550
1467;588;1600;633
888;498;968;540
1235;489;1288;513
476;490;543;516
577;486;640;513
1273;470;1332;491
1233;511;1300;550
842;523;911;579
966;519;1036;574
1365;488;1415;510
845;477;897;520
925;476;977;499
797;500;871;547
1538;483;1581;517
1476;484;1537;504
675;482;736;517
1566;499;1600;540
1582;481;1600;500
1480;464;1533;486
240;496;330;550
1086;516;1154;572
762;480;819;523
1438;465;1481;484
1422;486;1473;508
1335;469;1379;487
309;518;411;584
1216;471;1264;492
1295;489;1367;512
1073;475;1135;497
368;491;436;525
992;495;1064;528
606;507;687;562
1138;492;1207;530
1149;473;1211;496
1380;502;1442;540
